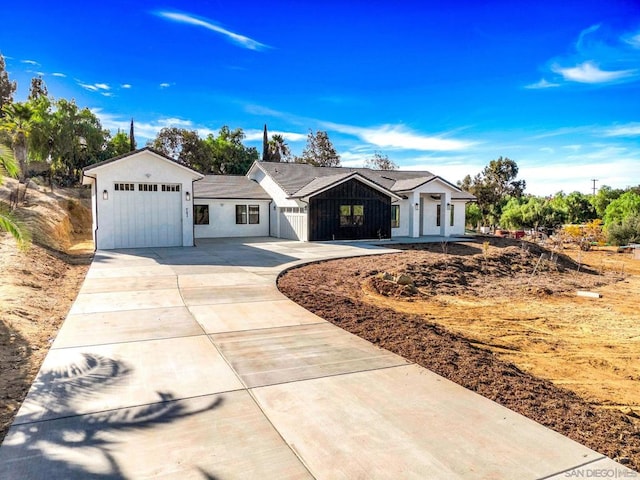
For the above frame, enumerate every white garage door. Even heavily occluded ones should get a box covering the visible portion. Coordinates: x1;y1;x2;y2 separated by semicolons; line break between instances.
112;182;182;248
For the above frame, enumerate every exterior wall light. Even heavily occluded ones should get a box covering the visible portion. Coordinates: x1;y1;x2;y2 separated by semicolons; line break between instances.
186;192;191;201
446;202;451;210
414;203;419;210
103;189;108;200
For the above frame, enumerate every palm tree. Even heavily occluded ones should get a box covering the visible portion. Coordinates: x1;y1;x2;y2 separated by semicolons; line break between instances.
0;144;28;248
268;134;292;163
1;102;34;182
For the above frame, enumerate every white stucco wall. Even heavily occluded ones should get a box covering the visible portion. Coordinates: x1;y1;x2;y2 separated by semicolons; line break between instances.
391;200;410;237
84;151;201;249
194;199;270;238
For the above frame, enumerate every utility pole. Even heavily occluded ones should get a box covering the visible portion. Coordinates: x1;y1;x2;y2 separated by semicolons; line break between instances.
591;179;598;195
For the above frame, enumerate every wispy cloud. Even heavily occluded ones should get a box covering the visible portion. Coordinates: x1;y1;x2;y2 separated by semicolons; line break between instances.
52;72;66;78
21;59;39;66
156;11;269;51
121;84;132;89
624;31;640;48
602;123;640;137
551;61;636;84
78;81;111;92
244;129;307;142
159;82;172;88
525;78;560;89
322;122;475;151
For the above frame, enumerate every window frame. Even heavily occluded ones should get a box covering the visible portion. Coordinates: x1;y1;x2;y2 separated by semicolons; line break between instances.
391;205;400;228
194;205;210;225
248;205;260;224
236;205;247;224
339;204;365;227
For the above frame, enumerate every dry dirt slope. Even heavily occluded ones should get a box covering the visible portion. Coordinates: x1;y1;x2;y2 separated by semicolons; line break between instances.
0;179;92;441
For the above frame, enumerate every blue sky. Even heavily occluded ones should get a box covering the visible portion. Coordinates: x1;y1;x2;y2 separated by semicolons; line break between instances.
2;0;639;195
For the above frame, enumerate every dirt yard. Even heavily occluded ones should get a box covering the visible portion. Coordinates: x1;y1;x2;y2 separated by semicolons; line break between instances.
278;237;640;469
0;180;93;442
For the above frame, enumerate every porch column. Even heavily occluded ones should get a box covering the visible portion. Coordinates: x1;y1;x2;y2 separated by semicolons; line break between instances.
410;191;420;238
440;192;451;237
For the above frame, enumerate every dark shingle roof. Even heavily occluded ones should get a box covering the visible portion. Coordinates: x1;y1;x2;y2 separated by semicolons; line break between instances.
254;162;474;200
195;175;271;200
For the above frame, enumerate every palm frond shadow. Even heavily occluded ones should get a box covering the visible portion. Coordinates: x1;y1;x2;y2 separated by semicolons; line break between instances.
2;353;225;479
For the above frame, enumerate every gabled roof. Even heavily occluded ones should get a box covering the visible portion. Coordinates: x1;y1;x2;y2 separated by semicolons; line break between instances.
82;147;203;180
195;175;271;200
251;161;475;200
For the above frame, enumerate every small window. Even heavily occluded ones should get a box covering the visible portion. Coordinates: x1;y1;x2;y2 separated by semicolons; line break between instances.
195;205;209;225
391;205;400;228
161;184;181;192
138;183;158;192
353;205;364;226
236;205;247;224
339;205;352;226
114;183;134;191
249;205;260;224
340;205;364;227
450;204;455;226
436;204;441;227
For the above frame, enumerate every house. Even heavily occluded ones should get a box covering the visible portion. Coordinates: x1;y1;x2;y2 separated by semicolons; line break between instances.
83;148;475;249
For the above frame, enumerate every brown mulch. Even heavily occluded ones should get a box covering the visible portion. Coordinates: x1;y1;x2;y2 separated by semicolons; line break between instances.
277;238;640;470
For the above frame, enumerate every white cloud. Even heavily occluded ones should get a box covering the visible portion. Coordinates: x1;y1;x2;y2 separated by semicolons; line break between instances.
78;81;111;92
21;59;39;65
323;122;475;151
525;78;559;89
156;11;269;51
552;61;636;84
94;110;204;142
624;32;640;48
159;82;172;88
121;84;132;89
244;129;307;142
52;72;66;77
602;123;640;137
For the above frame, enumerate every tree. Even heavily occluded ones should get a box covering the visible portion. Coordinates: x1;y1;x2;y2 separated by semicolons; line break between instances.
458;157;525;226
28;76;48;101
129;118;136;151
204;126;259;174
0;144;28;248
364;151;397;170
267;134;292;163
603;191;640;226
148;127;211;172
296;130;340;167
0;102;34;182
105;130;133;157
0;54;16;116
262;124;270;162
590;185;623;219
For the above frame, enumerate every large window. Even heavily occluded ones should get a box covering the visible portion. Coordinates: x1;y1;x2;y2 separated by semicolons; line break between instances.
450;204;455;226
391;205;400;228
436;204;441;227
236;205;260;224
339;204;364;227
195;205;209;225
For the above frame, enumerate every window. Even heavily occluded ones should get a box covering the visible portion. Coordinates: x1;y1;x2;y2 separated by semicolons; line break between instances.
391;205;400;228
450;204;455;226
436;204;441;227
339;204;364;227
161;184;181;192
138;183;158;192
249;205;260;224
236;205;247;224
114;183;134;191
195;205;209;225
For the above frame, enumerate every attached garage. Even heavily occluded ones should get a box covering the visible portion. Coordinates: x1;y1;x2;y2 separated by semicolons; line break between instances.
83;149;203;250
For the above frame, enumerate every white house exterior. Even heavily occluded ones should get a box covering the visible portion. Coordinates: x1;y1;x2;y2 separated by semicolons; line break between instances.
82;149;203;249
83;149;475;249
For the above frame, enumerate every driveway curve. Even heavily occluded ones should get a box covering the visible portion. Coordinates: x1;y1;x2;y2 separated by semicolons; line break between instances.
0;237;632;479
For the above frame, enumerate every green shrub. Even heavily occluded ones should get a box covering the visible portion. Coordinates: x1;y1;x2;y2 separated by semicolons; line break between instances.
607;214;640;246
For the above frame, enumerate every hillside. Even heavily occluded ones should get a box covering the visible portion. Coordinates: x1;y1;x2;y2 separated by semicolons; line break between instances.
0;178;93;440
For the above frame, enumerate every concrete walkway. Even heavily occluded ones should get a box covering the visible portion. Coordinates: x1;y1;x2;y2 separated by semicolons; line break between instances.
0;238;633;479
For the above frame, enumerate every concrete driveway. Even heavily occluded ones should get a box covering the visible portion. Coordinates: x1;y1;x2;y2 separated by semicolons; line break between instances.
0;238;632;479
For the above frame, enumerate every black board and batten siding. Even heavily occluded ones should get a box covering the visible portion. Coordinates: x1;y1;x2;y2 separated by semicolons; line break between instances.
308;178;391;241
